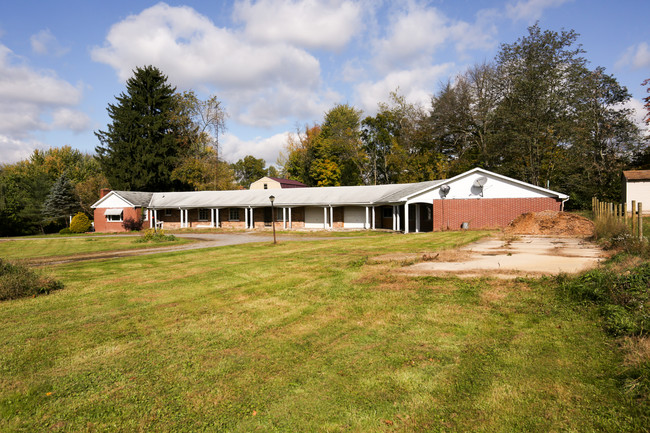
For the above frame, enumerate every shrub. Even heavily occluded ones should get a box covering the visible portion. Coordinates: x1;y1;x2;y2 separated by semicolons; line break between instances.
122;217;143;231
0;259;64;301
70;212;92;233
556;264;650;337
134;228;177;243
594;217;649;256
59;227;72;235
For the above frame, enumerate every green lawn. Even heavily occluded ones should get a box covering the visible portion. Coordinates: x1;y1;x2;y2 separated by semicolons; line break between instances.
0;231;645;432
0;236;193;261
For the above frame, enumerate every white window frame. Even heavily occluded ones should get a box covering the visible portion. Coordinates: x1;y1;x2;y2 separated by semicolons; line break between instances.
198;208;210;221
107;212;123;222
229;208;240;221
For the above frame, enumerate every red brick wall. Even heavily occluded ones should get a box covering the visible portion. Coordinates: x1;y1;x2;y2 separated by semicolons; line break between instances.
432;197;561;231
94;207;151;233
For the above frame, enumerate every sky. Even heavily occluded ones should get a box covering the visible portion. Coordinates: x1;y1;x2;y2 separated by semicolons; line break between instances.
0;0;648;167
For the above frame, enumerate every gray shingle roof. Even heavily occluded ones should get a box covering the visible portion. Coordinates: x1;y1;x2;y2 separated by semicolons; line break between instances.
148;181;443;208
112;191;154;207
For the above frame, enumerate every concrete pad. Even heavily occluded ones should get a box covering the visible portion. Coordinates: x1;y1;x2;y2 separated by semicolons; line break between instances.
401;235;607;279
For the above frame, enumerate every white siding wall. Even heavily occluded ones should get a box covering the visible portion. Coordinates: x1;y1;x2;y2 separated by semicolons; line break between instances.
408;172;555;204
626;181;650;214
96;194;133;208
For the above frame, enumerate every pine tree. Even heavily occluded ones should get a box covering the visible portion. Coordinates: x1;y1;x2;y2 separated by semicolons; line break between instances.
95;66;185;191
42;174;79;224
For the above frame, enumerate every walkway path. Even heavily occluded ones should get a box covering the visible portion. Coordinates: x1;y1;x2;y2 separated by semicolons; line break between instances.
27;233;337;266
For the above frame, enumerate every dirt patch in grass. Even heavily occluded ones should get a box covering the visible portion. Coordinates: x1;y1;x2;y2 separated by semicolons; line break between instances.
621;336;650;367
505;211;595;237
370;249;474;264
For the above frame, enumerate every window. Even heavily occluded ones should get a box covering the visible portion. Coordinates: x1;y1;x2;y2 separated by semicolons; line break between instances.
164;209;172;217
263;183;268;189
427;207;432;221
276;208;284;221
105;209;123;222
382;207;393;218
141;208;148;221
198;208;210;221
229;208;240;221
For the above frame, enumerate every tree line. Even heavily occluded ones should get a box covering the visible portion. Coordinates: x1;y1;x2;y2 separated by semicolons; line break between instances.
281;24;648;210
0;24;648;236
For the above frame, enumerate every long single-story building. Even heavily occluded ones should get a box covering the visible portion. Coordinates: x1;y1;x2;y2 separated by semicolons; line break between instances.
91;168;569;233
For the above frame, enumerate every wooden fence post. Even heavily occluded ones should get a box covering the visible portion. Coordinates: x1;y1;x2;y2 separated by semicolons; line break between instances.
639;202;643;241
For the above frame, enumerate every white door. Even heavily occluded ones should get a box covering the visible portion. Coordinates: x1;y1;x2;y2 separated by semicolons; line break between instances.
304;207;326;228
343;206;365;228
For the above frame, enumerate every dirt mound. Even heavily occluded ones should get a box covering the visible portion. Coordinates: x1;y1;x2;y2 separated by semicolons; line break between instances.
505;211;594;237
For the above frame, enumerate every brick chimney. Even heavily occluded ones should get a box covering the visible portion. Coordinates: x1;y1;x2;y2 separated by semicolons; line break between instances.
100;188;111;198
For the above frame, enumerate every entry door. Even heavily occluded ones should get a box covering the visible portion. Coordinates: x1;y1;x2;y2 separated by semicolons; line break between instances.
264;207;272;227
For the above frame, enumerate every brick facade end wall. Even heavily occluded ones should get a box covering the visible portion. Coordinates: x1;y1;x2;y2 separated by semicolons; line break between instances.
432;197;562;231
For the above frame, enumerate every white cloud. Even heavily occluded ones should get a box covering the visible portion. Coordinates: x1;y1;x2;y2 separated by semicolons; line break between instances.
0;43;88;162
373;2;495;73
51;108;92;132
616;42;650;70
355;63;454;113
91;2;326;127
233;0;363;50
506;0;573;22
0;136;41;164
90;2;320;88
619;97;650;135
30;29;69;56
221;131;290;165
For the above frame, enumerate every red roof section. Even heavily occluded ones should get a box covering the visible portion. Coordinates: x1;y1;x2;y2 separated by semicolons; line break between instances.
623;170;650;181
267;177;307;188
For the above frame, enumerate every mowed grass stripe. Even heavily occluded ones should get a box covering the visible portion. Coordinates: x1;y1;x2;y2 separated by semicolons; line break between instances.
0;236;194;261
0;231;644;432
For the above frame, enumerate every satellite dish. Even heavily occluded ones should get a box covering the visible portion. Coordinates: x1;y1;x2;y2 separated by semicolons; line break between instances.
473;176;487;188
440;184;450;197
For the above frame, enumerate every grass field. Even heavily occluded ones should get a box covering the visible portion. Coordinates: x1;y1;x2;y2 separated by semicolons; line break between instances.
0;235;193;261
0;231;646;432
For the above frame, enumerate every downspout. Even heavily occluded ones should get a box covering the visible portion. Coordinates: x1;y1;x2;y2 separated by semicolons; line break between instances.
561;197;569;212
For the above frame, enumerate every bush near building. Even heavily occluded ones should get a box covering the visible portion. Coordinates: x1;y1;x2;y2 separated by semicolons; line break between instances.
70;212;92;233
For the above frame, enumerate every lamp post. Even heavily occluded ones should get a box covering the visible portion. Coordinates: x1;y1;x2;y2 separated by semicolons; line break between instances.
269;195;277;244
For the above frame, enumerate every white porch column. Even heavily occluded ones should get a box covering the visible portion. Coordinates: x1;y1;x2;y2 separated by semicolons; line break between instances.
372;206;376;230
392;206;397;231
216;208;220;228
396;205;402;231
186;209;190;228
365;206;369;229
282;207;287;229
153;209;158;228
329;206;334;230
245;207;249;229
404;204;410;234
249;208;254;229
289;207;292;229
415;204;421;233
180;208;184;228
210;208;214;228
323;207;328;229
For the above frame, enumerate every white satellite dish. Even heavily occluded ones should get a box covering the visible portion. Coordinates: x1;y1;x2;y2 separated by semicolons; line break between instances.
473;176;487;188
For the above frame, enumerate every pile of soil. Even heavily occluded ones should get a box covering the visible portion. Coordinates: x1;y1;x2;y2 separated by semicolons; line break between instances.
505;211;594;237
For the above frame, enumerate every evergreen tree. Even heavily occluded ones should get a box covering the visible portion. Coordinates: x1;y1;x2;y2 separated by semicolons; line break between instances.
42;174;79;224
95;66;185;191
